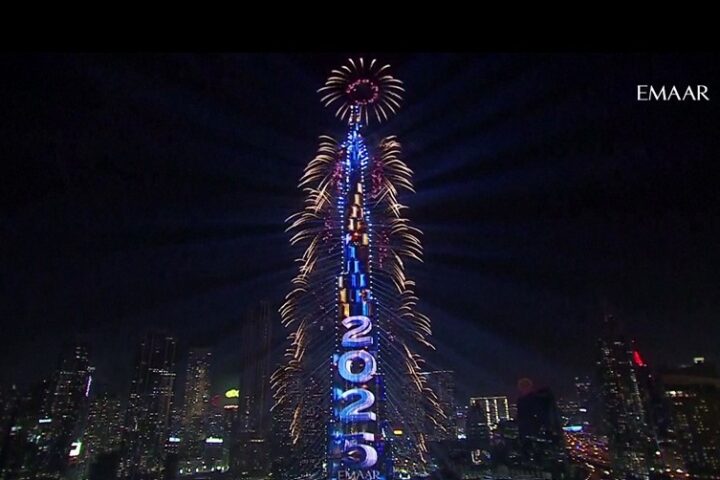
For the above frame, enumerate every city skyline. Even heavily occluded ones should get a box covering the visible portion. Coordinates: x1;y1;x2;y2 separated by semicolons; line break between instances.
1;302;718;479
1;304;705;408
0;300;711;402
1;52;719;479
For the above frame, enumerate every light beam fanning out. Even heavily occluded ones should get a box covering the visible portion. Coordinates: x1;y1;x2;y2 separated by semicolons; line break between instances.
273;58;442;480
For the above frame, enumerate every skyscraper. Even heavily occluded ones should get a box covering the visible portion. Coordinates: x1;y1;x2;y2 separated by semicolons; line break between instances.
233;302;273;477
596;315;655;479
661;358;720;477
392;372;429;478
0;385;18;461
0;355;90;480
516;388;566;471
181;347;212;467
469;396;511;432
271;370;295;480
466;402;492;449
556;398;580;427
36;343;93;479
81;393;123;478
0;381;49;478
274;58;439;480
574;375;593;430
119;332;176;479
455;405;468;440
272;374;325;480
423;371;457;442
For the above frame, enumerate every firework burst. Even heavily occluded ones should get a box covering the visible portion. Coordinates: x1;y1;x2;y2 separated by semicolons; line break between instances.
274;59;439;478
318;57;404;125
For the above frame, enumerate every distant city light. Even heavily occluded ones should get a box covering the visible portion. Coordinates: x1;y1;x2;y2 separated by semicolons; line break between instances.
168;437;181;443
563;425;583;433
205;437;223;444
392;429;404;436
225;388;239;399
38;418;52;424
69;441;82;458
632;350;646;367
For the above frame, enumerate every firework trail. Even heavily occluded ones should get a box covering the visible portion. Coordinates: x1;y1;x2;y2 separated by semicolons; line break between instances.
273;58;443;479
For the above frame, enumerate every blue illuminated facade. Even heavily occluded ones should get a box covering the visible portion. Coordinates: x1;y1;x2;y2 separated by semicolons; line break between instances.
329;111;390;480
278;58;432;480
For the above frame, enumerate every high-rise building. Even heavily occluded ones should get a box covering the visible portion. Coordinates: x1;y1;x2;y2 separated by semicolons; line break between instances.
391;372;429;478
469;396;510;432
181;347;212;467
118;332;176;479
508;401;518;422
0;385;19;461
81;393;123;478
661;358;720;478
466;396;510;456
34;344;93;479
271;374;325;480
0;381;49;478
422;371;457;442
556;398;580;427
596;314;655;479
574;376;593;430
275;59;439;480
455;406;468;440
166;405;183;453
466;404;492;449
233;302;273;478
270;367;294;480
516;388;566;472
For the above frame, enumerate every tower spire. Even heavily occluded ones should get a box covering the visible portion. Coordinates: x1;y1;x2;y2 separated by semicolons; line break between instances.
274;58;438;480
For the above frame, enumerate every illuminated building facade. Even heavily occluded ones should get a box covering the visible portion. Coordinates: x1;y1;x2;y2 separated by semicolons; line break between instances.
234;302;273;478
0;382;51;479
119;332;176;479
81;393;123;474
271;374;300;480
221;391;240;472
556;398;580;427
573;375;593;430
0;348;91;480
597;315;655;479
469;396;511;432
0;386;17;458
181;348;212;464
662;358;720;478
272;375;325;479
423;371;457;442
35;344;93;479
273;58;440;480
455;406;468;440
238;303;273;436
392;373;427;478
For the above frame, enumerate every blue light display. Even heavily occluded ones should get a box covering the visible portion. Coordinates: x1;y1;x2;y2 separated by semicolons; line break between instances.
329;113;387;480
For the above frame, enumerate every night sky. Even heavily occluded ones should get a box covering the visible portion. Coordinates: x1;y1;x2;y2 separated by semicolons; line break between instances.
2;53;719;401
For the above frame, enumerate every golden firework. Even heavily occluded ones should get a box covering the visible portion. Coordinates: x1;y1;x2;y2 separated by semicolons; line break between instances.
318;57;404;125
